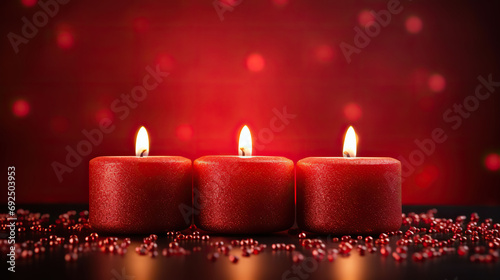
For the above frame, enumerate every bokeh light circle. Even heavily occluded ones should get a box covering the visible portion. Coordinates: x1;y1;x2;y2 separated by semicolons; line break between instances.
95;108;114;124
358;10;375;27
485;153;500;171
415;165;440;189
12;99;30;118
156;54;175;72
428;74;446;92
176;124;193;141
57;30;74;49
246;53;265;72
133;17;150;33
405;16;423;34
21;0;37;7
314;44;335;63
272;0;288;8
343;102;362;121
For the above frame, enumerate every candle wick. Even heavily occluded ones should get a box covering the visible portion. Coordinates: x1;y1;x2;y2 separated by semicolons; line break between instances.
240;147;245;157
343;151;351;158
140;149;147;157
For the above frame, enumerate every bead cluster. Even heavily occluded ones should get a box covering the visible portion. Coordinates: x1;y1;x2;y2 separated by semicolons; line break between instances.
1;208;499;265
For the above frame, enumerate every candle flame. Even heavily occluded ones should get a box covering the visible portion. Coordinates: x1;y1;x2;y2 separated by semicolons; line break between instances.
343;126;356;158
135;126;149;157
238;125;252;156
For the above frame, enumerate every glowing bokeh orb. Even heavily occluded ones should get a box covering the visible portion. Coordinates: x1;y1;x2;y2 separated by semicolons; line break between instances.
246;53;265;72
272;0;289;7
415;165;439;189
176;124;193;141
95;108;114;123
57;30;74;49
12;99;30;118
220;0;239;6
405;16;423;34
358;10;375;27
156;54;175;72
343;102;362;121
314;44;335;63
21;0;37;7
133;17;150;33
428;74;446;92
485;153;500;171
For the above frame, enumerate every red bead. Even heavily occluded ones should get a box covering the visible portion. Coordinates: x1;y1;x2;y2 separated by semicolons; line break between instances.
412;252;424;262
469;254;482;263
392;252;406;262
64;253;78;262
207;252;220;262
457;245;469;256
357;245;367;256
229;255;239;263
380;246;391;256
242;249;251;257
312;249;325;260
285;244;296;251
149;251;158;258
474;246;485;254
292;252;304;263
396;246;407;254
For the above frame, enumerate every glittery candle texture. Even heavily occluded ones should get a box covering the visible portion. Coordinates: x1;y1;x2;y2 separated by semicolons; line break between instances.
194;156;294;234
297;157;402;235
89;156;192;234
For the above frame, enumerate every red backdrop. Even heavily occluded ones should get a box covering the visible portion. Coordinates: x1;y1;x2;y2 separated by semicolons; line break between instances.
1;0;499;204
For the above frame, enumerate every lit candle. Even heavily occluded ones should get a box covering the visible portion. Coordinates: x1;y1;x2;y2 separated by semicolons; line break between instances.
193;125;294;234
296;126;402;234
89;126;192;234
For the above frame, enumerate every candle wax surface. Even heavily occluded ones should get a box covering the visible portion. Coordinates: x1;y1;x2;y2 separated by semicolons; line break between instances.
194;156;294;234
89;156;192;234
297;157;402;235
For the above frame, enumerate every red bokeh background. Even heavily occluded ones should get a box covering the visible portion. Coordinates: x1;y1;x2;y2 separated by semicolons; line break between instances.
1;0;499;204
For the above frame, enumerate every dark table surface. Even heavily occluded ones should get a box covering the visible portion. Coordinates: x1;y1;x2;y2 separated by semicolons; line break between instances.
2;205;500;280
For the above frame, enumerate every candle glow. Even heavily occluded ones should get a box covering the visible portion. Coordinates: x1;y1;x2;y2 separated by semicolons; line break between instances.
238;125;252;157
343;126;357;158
135;126;149;157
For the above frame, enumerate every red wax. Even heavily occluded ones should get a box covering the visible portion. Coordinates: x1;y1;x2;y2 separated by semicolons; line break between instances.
193;156;294;234
297;157;401;234
89;156;192;234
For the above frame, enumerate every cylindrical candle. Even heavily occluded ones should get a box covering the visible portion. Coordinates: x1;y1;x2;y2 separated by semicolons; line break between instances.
89;127;192;234
193;126;294;234
296;127;401;235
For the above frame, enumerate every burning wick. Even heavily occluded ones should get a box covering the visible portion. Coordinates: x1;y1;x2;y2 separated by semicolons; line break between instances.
240;147;246;157
140;150;147;157
343;151;351;158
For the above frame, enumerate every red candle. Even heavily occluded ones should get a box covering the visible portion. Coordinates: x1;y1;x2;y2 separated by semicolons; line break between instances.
89;127;192;234
193;125;294;234
297;126;401;235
